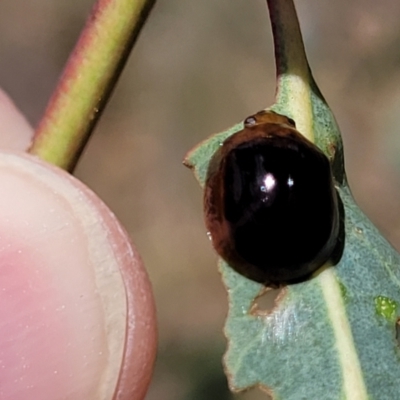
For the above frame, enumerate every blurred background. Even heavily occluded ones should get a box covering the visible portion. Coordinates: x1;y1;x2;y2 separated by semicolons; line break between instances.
1;0;400;398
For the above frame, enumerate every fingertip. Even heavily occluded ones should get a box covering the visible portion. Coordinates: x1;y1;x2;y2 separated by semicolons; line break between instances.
0;153;157;399
82;188;158;400
113;241;157;400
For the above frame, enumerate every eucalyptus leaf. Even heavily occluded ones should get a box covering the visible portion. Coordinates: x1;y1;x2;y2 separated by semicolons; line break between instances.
184;1;400;398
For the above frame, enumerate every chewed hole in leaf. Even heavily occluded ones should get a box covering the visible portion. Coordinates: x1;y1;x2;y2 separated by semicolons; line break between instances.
236;386;272;400
232;382;274;400
250;287;286;316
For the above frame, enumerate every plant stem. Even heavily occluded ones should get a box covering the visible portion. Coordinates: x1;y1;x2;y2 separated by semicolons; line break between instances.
267;0;314;141
29;0;156;172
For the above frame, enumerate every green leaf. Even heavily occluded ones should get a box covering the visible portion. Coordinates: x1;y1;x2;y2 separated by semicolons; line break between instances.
184;0;400;399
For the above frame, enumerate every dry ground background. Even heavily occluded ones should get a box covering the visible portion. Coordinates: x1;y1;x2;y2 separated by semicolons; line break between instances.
1;0;400;399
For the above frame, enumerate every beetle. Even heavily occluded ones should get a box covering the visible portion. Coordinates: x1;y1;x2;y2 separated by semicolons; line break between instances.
204;110;340;284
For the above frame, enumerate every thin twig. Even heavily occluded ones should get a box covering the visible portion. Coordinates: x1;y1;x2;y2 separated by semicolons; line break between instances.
29;0;156;172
